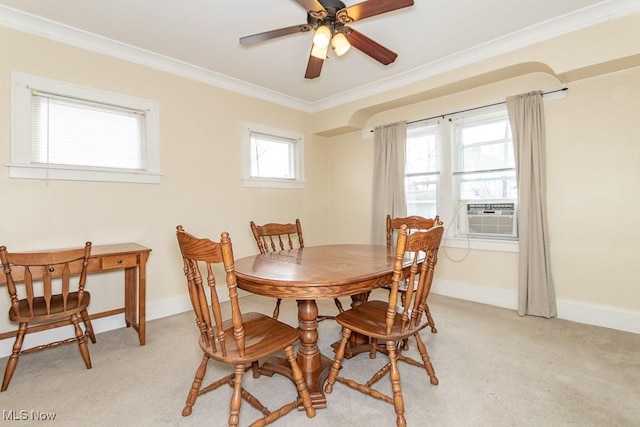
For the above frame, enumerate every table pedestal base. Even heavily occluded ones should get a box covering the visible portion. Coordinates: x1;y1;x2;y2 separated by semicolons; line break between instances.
258;354;332;409
330;292;375;359
257;299;332;409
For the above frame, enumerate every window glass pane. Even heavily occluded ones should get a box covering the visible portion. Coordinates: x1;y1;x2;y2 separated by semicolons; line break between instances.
462;141;514;171
406;175;438;218
32;95;145;170
456;117;513;173
460;120;507;145
405;124;439;217
250;134;294;179
457;171;517;200
406;131;437;174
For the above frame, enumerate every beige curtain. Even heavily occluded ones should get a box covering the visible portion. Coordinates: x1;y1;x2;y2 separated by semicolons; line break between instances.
371;121;407;244
507;91;557;318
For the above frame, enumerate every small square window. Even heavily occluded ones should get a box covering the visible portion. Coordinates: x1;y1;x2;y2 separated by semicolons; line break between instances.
241;122;305;189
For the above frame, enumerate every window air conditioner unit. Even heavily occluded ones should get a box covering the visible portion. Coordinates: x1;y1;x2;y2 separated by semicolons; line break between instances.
466;202;517;239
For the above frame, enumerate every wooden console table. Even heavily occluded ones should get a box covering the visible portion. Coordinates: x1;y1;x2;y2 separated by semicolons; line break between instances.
0;243;151;345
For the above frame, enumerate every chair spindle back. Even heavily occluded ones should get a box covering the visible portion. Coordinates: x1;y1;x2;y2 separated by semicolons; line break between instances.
176;226;245;358
0;243;92;317
250;219;304;254
388;224;444;336
386;214;443;247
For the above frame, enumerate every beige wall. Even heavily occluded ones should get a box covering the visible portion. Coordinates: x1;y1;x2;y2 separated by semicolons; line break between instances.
0;28;331;342
325;14;640;331
1;12;639;349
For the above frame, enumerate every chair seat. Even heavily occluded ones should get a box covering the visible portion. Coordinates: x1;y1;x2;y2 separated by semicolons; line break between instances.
335;300;428;341
9;292;91;323
201;312;301;364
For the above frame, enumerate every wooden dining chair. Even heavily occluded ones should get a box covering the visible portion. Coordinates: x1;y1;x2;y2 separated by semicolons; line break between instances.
0;242;95;392
325;224;444;427
250;219;344;321
386;214;443;335
175;226;315;426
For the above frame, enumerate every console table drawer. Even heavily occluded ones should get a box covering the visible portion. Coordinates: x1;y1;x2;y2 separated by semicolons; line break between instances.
102;254;138;270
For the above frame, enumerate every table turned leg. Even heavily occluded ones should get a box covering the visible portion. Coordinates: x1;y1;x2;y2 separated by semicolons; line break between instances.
297;300;330;408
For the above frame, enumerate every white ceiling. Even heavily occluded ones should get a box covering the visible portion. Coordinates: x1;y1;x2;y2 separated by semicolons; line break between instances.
1;0;638;111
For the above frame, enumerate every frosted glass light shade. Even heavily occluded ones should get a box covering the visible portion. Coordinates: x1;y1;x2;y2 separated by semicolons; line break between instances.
312;25;331;49
331;32;350;56
311;43;329;59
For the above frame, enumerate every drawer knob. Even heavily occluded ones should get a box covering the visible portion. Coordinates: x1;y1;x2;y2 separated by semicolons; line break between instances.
117;259;123;264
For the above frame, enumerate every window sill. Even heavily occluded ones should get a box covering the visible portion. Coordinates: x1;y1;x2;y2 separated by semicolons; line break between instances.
241;178;306;189
443;236;519;253
7;163;161;184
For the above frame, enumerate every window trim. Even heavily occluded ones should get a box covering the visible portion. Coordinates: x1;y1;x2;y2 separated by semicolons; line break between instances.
9;71;161;184
241;121;305;189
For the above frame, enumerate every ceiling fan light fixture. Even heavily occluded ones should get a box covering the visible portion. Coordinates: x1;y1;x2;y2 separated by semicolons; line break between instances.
310;43;329;59
331;32;350;56
312;25;332;49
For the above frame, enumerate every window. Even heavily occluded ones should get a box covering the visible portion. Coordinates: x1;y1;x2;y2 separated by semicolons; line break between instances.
404;105;518;250
9;72;160;184
405;124;439;218
452;109;515;202
241;121;305;189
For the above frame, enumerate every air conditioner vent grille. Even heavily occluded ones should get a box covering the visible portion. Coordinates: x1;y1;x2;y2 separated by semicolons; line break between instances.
467;215;515;236
465;202;517;238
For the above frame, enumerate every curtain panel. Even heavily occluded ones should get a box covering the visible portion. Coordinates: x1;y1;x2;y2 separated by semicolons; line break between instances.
371;121;407;244
507;91;557;318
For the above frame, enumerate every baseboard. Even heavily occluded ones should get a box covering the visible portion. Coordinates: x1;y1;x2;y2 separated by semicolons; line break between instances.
432;279;640;334
2;284;637;357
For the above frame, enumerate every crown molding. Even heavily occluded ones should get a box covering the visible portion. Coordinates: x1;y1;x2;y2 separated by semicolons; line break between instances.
310;0;640;111
1;1;639;113
0;5;314;112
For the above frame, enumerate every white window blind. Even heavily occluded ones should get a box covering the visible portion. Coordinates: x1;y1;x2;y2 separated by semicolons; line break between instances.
31;90;146;170
10;72;160;184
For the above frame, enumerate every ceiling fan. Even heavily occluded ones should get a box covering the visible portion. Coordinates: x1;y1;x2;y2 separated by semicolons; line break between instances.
239;0;414;79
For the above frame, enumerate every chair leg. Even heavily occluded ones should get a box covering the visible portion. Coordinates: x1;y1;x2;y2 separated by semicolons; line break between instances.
333;298;344;313
425;302;437;333
1;323;27;392
414;333;438;385
369;338;378;359
272;298;282;319
385;341;406;427
325;327;351;394
71;314;92;369
251;361;261;379
284;345;315;418
80;309;97;343
229;364;245;427
182;354;210;416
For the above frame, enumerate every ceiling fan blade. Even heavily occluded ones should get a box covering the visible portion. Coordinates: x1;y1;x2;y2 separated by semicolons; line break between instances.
337;0;414;24
240;24;312;45
305;52;324;79
344;28;398;65
293;0;328;19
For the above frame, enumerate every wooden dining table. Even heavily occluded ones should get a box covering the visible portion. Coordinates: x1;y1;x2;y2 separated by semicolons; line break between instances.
234;243;417;409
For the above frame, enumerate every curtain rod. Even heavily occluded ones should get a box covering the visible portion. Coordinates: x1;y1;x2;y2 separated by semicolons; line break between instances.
409;87;568;125
369;87;568;132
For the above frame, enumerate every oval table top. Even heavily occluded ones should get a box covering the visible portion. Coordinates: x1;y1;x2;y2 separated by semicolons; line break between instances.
235;244;410;299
